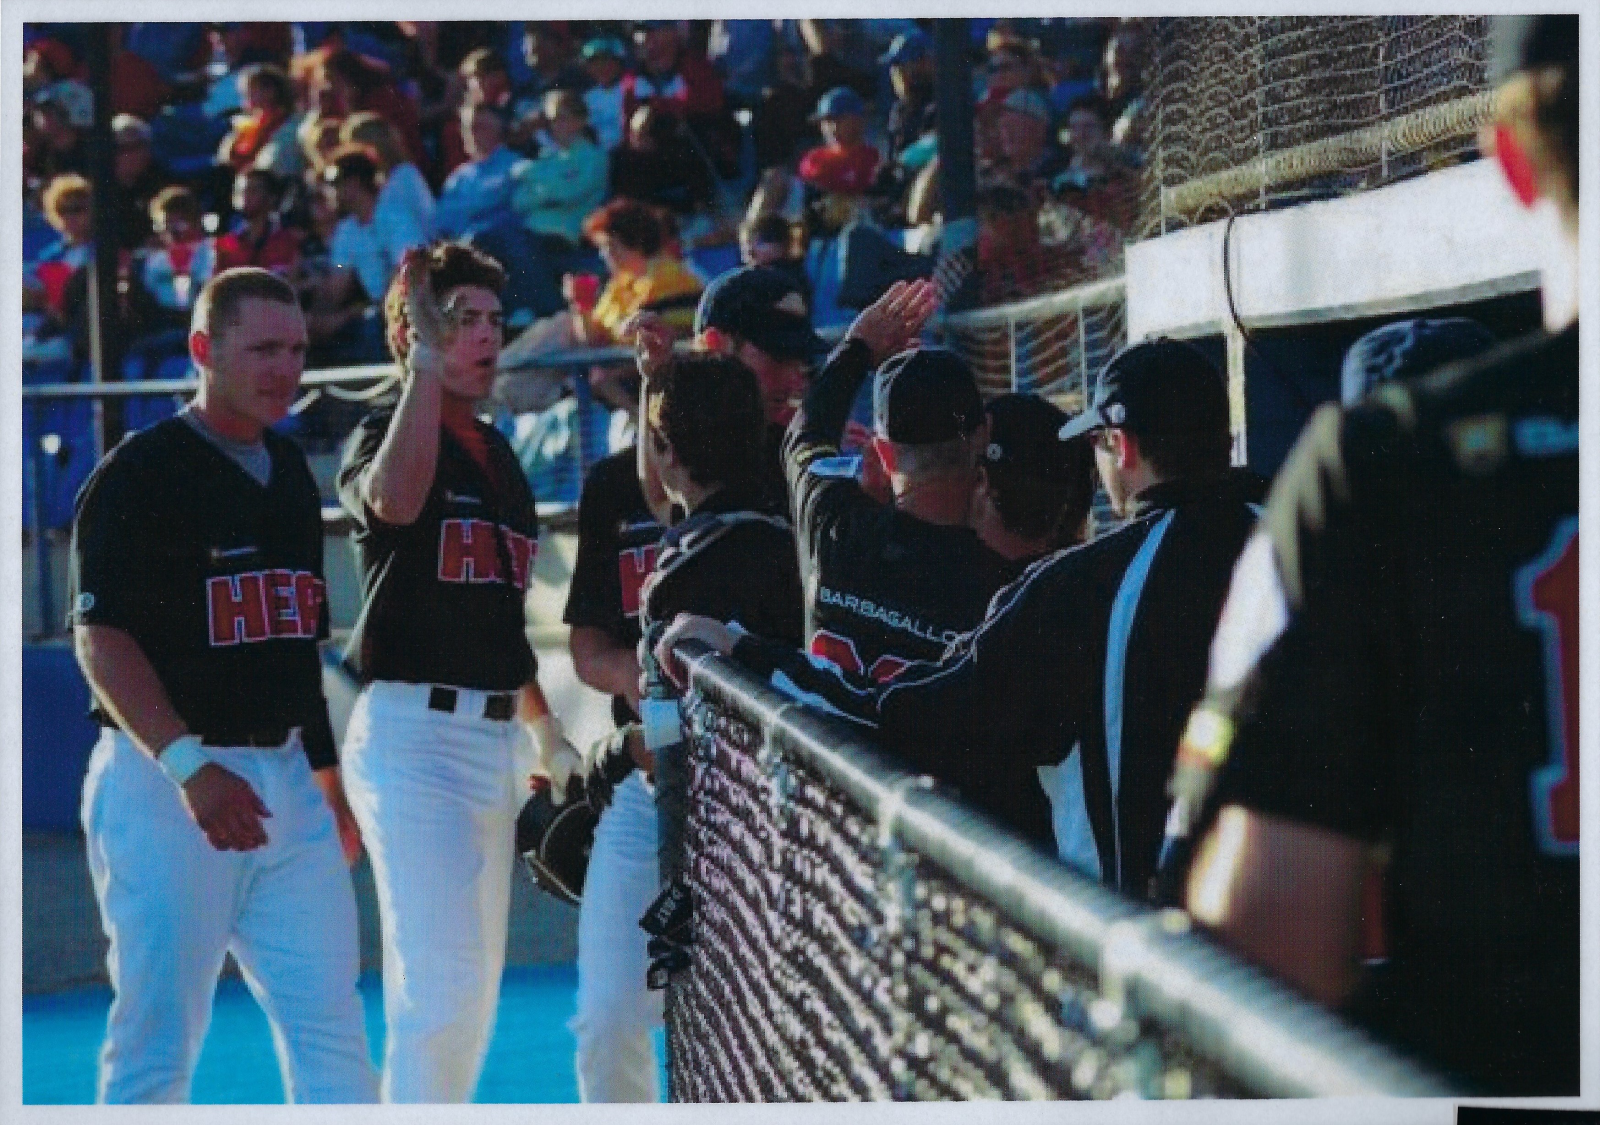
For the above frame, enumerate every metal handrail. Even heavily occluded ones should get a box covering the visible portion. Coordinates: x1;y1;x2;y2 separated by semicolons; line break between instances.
670;638;1458;1099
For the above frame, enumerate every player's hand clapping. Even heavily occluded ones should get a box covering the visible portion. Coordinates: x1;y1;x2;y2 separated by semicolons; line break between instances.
181;763;273;852
400;248;458;382
622;310;676;383
846;279;942;365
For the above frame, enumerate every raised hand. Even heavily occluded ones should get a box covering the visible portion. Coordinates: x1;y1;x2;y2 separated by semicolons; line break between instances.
400;248;456;378
845;279;942;365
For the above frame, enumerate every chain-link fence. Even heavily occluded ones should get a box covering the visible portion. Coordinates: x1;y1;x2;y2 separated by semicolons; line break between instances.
658;641;1457;1102
1139;16;1494;238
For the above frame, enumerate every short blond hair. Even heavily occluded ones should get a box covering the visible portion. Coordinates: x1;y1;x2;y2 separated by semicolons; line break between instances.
42;173;91;230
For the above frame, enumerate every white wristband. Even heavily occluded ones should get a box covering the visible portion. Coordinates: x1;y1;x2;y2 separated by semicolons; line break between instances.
157;734;210;787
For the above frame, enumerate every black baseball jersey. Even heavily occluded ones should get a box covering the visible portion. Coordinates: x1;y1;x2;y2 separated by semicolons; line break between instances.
640;484;804;650
68;418;338;768
734;471;1264;866
338;406;539;691
562;448;666;726
785;337;1011;682
1207;325;1578;1094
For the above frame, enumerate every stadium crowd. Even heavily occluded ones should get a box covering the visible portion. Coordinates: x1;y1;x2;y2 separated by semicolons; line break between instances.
22;18;1146;395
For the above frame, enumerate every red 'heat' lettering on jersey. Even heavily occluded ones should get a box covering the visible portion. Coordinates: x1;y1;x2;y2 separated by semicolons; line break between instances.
809;630;909;683
619;545;659;618
208;570;324;646
438;519;538;590
1516;519;1578;857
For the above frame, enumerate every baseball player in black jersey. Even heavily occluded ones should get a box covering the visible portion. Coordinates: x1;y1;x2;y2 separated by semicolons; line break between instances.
659;339;1264;881
335;243;581;1103
70;268;377;1104
560;445;669;1102
787;279;1014;682
1174;16;1578;1094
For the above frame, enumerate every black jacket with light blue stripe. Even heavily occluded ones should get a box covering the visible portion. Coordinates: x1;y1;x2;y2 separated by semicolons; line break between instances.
731;470;1265;892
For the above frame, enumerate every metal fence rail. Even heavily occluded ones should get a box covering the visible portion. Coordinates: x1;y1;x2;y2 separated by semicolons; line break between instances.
659;639;1457;1101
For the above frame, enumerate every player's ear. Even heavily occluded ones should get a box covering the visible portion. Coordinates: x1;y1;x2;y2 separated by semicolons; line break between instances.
698;327;731;354
1109;427;1137;471
189;329;211;370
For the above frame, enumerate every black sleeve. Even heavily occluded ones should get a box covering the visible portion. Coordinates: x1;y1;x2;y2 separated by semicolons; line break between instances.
783;337;876;563
300;464;339;771
733;556;1093;775
1211;401;1402;841
336;411;394;534
563;455;628;634
67;446;153;635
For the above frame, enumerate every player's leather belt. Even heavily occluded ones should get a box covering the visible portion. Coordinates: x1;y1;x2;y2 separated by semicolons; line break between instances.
428;686;516;722
200;727;292;748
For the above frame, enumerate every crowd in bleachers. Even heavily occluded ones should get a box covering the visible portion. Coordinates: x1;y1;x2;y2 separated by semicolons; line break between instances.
21;18;1151;520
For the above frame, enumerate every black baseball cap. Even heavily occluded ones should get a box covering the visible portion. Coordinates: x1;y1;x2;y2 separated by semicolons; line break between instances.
873;347;983;444
695;266;826;361
983;394;1076;480
1058;337;1227;442
1491;15;1578;83
1340;317;1494;406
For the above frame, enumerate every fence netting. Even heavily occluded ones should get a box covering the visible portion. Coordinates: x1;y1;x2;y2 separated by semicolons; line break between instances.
659;645;1457;1102
1139;16;1494;238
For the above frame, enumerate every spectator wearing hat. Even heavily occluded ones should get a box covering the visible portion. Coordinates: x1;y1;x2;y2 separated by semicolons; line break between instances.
215;168;301;276
435;102;529;240
110;114;173;252
972;393;1098;578
881;29;937;166
657;336;1266;874
343;112;437;242
980;86;1069;199
798;86;881;223
30;86;92;182
512;90;608;252
581;37;633;152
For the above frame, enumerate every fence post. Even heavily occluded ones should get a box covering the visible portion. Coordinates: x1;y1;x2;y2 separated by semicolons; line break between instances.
30;422;56;640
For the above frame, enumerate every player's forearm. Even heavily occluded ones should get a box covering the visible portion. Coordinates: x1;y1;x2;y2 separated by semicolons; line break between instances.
517;677;554;722
1185;805;1366;1008
74;624;189;759
790;337;872;457
362;366;443;526
570;625;642;703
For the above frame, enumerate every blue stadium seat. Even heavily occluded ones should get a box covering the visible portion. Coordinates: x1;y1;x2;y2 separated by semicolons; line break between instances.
22;397;97;530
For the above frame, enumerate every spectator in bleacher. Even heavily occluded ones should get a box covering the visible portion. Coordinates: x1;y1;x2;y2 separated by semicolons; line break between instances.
512;91;608;252
739;213;811;306
751;40;815;174
520;23;591;104
343;111;437;240
981;88;1069;200
320;47;425;169
23;174;94;349
1051;95;1139;235
977;32;1050;165
1101;20;1151;158
299;113;348;179
29;86;92;182
497;199;703;408
142;186;218;322
580;37;632;153
975;182;1080;306
308;145;424;359
880;29;936;165
798;87;880;202
796;20;878;105
215;169;301;275
218;64;302;176
971;394;1098;582
110;115;172;252
608;105;717;220
435;102;527;239
624;22;737;178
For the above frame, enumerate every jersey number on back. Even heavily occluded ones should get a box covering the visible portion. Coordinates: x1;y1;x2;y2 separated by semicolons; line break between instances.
1515;519;1578;857
809;630;908;683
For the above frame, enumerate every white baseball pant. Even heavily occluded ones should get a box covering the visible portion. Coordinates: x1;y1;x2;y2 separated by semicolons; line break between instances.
80;729;377;1105
340;681;528;1104
572;770;663;1102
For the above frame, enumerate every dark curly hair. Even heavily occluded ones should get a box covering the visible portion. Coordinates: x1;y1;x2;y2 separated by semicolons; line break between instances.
382;240;506;367
582;197;664;257
645;354;766;490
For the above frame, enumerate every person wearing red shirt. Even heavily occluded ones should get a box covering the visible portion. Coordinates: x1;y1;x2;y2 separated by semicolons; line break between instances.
797;87;880;197
620;22;725;123
215;169;301;277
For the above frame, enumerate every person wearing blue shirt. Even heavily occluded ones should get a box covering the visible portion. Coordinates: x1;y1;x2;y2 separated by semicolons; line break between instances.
434;104;529;240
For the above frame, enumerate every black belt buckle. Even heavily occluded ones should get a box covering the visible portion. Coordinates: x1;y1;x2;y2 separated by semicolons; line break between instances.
429;686;515;722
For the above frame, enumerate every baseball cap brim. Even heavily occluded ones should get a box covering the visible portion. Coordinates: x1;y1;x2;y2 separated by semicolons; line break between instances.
1057;407;1107;441
746;318;827;361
